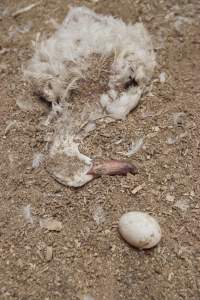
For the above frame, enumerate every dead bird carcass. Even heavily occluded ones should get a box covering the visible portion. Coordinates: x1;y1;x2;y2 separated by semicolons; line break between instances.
24;6;156;187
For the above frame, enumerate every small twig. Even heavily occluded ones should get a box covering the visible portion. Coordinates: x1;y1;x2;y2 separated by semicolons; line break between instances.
12;2;41;17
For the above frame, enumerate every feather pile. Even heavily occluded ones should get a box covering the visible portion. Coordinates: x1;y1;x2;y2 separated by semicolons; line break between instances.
25;6;156;187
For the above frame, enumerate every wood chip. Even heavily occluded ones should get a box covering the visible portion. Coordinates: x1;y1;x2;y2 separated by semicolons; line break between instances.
131;183;145;195
46;246;53;261
40;218;62;231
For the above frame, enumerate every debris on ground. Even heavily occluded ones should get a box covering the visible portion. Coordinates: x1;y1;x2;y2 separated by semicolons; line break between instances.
166;136;178;145
46;246;53;262
21;205;34;224
173;112;186;127
159;71;166;84
166;193;175;202
40;218;62;231
16;97;34;111
119;137;144;157
174;16;193;33
1;1;199;298
0;48;10;55
131;183;145;195
12;2;41;18
92;206;105;225
83;294;94;300
32;153;45;169
24;6;155;187
8;22;33;39
4;120;18;136
174;199;190;212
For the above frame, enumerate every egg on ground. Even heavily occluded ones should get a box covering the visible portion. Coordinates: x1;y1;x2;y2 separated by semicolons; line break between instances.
119;211;161;249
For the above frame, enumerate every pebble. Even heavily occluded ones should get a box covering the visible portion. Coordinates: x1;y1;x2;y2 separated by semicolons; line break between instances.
119;211;161;249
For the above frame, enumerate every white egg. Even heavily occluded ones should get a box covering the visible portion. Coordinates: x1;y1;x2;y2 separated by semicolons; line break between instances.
119;211;161;249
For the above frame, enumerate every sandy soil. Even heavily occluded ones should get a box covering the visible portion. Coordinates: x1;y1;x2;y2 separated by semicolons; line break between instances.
0;0;200;299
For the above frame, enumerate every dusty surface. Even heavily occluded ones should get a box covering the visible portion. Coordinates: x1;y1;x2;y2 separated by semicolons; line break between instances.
0;1;200;299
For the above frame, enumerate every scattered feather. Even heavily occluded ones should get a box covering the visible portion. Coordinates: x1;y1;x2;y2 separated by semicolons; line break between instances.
93;206;105;225
45;18;59;29
83;295;94;300
114;138;123;145
166;136;178;145
17;21;33;33
174;199;190;212
174;16;193;32
22;205;34;224
120;137;144;157
190;191;195;197
32;153;45;168
142;111;154;118
16;98;34;111
79;121;96;138
173;112;186;127
8;22;33;38
0;7;9;17
166;193;175;202
4;120;18;136
84;121;96;134
159;71;166;83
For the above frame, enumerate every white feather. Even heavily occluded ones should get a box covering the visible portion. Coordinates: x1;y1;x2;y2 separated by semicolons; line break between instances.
22;205;34;224
25;7;155;187
119;138;144;157
32;153;45;168
25;6;155;120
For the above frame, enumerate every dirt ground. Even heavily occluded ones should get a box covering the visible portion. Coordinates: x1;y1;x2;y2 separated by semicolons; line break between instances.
0;0;200;299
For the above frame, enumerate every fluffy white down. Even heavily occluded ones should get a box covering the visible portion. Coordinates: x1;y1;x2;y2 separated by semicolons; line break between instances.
25;7;156;187
25;6;155;116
